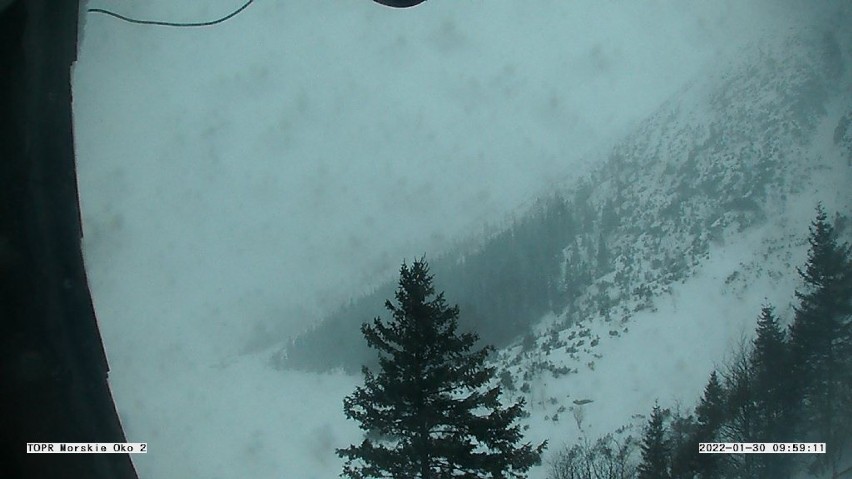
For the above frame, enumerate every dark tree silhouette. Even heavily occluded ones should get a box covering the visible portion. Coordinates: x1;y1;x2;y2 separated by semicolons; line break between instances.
749;304;796;477
691;371;726;479
695;372;725;438
337;257;546;478
550;434;638;479
788;205;852;476
666;409;698;479
751;305;790;430
637;404;670;479
283;194;577;373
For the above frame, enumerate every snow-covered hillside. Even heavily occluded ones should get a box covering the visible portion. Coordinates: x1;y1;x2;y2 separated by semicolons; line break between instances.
498;4;852;466
72;1;850;478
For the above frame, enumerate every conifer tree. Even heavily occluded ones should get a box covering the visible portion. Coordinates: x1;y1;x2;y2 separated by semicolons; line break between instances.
751;305;794;436
667;409;698;479
692;371;725;479
695;371;725;437
788;205;852;475
637;403;671;479
337;257;546;479
750;304;795;477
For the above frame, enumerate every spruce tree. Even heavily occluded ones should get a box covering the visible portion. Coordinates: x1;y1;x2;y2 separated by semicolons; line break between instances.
788;205;852;475
667;409;698;479
337;257;546;479
751;305;793;436
637;403;671;479
750;304;795;477
695;372;725;436
693;371;725;479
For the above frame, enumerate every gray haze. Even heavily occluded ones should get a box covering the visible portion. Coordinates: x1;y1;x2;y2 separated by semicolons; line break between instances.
70;1;848;477
74;0;792;361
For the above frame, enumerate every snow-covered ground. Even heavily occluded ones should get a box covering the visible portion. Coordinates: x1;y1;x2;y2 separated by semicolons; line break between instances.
70;0;843;477
516;214;810;448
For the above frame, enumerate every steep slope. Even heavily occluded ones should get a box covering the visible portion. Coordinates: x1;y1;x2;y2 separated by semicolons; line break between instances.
541;12;851;346
278;6;852;472
85;4;852;478
281;4;852;381
491;6;852;472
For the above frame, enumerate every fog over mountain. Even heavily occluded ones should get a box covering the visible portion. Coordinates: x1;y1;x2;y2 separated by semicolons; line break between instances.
72;1;850;477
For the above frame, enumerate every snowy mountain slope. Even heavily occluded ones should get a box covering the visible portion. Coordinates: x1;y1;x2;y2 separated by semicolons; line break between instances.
73;0;741;366
71;2;852;478
273;9;852;478
282;5;852;376
492;9;852;473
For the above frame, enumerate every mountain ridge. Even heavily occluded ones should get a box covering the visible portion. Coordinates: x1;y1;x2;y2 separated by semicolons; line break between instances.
278;9;851;383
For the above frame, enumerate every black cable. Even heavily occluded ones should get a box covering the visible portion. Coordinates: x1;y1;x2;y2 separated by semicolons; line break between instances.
87;0;254;28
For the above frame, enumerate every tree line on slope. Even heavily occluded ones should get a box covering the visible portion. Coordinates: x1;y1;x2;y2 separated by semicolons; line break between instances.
280;138;781;374
550;205;852;479
279;191;606;373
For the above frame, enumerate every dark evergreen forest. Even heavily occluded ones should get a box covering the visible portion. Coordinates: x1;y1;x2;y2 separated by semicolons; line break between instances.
279;190;603;373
